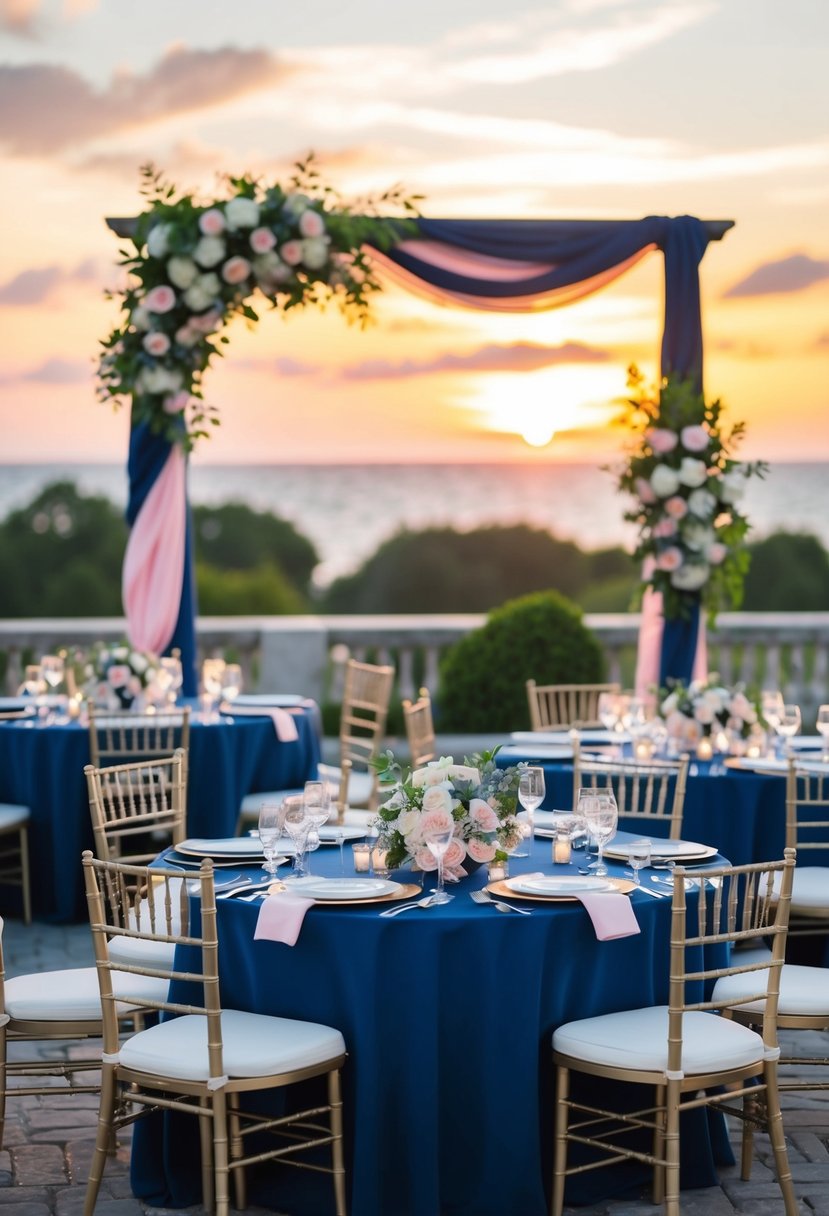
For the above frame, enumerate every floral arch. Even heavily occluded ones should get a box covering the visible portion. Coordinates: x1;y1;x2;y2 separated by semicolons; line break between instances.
103;162;733;696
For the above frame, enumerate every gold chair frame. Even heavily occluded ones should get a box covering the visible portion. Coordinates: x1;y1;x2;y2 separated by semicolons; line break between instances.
0;807;30;926
84;749;188;865
87;704;191;768
784;759;829;936
324;658;395;818
82;852;347;1216
572;752;689;840
402;688;436;768
526;681;620;731
552;850;798;1216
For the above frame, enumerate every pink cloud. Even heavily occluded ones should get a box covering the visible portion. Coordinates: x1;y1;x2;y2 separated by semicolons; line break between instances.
342;340;610;380
0;258;98;305
723;253;829;298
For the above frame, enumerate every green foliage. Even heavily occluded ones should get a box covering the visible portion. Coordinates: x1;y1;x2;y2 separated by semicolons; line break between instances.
742;532;829;610
193;503;318;594
195;562;308;615
321;525;600;613
437;590;605;733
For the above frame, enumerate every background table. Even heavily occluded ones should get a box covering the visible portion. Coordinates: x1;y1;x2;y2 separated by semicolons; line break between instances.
0;704;320;922
132;837;730;1216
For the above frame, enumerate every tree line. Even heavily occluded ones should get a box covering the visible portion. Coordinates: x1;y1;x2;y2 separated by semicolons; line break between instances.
1;480;827;620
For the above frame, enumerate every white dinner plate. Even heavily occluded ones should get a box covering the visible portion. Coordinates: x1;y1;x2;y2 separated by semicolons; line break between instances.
0;697;29;711
509;729;623;746
178;837;265;859
603;838;717;863
728;756;826;776
246;826;366;845
498;744;574;760
505;874;612;895
286;877;400;901
233;694;307;708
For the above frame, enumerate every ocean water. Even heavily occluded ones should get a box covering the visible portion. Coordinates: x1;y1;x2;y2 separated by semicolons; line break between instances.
1;461;826;588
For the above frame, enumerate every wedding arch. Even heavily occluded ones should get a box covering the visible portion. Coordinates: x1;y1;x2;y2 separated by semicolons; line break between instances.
104;169;733;696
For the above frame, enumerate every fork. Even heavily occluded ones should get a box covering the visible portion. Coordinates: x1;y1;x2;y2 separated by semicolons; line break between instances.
470;889;532;916
379;895;441;917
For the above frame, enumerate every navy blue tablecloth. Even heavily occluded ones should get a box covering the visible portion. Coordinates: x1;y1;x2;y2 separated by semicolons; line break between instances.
131;837;730;1216
0;704;320;922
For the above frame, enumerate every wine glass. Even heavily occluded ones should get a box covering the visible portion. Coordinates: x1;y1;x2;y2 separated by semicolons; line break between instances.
302;780;331;877
627;838;652;886
160;656;183;706
817;704;829;763
575;786;599;855
597;692;621;734
220;663;243;711
424;821;455;905
40;654;65;693
201;658;226;722
282;795;311;880
514;766;545;857
584;792;618;877
761;690;784;755
776;703;801;757
257;802;287;877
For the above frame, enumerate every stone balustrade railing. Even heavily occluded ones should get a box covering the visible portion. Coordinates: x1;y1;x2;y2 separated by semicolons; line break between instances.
2;613;828;722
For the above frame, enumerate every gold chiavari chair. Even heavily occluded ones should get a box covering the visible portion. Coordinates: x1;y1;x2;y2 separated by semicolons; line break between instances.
82;852;348;1216
84;749;188;865
525;681;620;731
87;703;191;768
784;758;829;938
551;850;799;1216
572;752;689;840
402;687;436;768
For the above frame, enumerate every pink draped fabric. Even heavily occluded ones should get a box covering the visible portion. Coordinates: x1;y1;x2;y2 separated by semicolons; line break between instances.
122;446;186;656
634;587;708;696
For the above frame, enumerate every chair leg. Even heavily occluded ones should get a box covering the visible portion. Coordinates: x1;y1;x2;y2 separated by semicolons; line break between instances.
84;1063;118;1216
740;1091;757;1181
652;1083;666;1205
663;1078;681;1216
764;1066;799;1216
551;1063;570;1216
198;1095;215;1214
0;1028;7;1152
19;826;31;926
328;1069;347;1216
227;1092;246;1212
212;1089;230;1216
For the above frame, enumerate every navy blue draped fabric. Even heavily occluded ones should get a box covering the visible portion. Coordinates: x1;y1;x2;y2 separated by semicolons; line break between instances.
659;598;703;689
126;419;198;696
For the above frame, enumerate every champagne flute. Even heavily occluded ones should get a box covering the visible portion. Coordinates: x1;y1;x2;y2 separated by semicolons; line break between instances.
584;792;618;877
514;766;545;857
627;838;652;886
424;821;455;905
282;795;311;880
817;704;829;763
258;802;287;877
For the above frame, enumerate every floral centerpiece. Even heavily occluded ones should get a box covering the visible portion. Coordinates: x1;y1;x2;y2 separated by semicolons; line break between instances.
613;366;766;622
660;674;759;748
373;749;523;878
98;157;418;452
83;643;160;711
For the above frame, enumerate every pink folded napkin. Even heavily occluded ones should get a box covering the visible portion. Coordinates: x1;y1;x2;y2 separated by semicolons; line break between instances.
574;891;640;941
222;703;299;742
254;893;314;946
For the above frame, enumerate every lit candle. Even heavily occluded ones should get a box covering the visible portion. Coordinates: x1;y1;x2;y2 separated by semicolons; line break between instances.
633;738;655;761
351;843;371;873
553;833;572;864
371;845;390;877
696;736;714;762
487;859;508;882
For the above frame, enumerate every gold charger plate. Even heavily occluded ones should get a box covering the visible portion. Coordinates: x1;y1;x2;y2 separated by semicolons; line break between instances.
265;881;422;907
486;877;635;902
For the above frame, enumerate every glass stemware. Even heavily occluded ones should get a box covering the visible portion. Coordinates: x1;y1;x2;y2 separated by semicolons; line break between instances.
160;656;183;706
817;704;829;763
627;838;652;885
302;780;331;877
424;822;455;904
761;690;785;755
514;766;545;857
574;786;598;855
776;703;801;757
220;663;243;711
258;802;288;877
282;795;311;879
40;654;65;693
597;691;621;734
584;791;618;878
201;658;226;722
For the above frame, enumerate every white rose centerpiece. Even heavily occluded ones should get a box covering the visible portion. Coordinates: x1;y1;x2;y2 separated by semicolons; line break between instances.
84;642;160;711
660;674;760;749
373;749;523;877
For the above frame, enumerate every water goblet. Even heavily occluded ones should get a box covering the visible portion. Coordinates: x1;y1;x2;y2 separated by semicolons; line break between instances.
302;780;331;877
584;792;618;878
513;766;545;857
761;690;784;755
597;691;621;734
257;802;287;877
201;658;226;722
282;795;311;880
220;663;243;713
817;704;829;763
776;703;801;757
575;786;599;855
627;838;652;885
424;821;455;905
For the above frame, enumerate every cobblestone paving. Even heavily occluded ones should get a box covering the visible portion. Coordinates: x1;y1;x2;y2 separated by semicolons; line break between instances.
1;919;826;1216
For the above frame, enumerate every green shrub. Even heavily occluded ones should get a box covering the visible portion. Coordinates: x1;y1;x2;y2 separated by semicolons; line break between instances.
437;590;606;733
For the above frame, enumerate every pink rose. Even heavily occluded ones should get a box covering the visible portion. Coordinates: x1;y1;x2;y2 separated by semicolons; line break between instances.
646;428;678;455
221;256;251;285
144;285;176;314
190;308;224;335
419;808;454;836
414;846;438;872
163;391;190;415
680;425;709;453
107;664;130;689
652;518;677;539
280;240;304;266
656;546;683;572
142;331;171;357
467;837;497;863
664;496;689;520
469;798;499;832
250;227;277;254
298;208;325;238
199;209;226;236
443;838;467;870
635;477;657;505
707;542;728;565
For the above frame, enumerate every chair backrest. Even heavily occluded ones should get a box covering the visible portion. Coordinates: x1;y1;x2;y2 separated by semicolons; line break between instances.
402;688;436;767
339;659;395;772
785;760;829;860
526;681;620;731
88;704;191;768
82;851;224;1080
84;749;188;864
667;850;795;1074
572;753;689;839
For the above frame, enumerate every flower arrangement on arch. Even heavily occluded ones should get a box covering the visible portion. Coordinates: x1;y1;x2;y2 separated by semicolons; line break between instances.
83;642;160;710
660;674;759;746
373;750;524;878
613;366;766;622
98;156;420;451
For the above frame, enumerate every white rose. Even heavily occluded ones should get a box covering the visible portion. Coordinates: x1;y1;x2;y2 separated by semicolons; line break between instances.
301;236;330;269
421;786;453;814
411;759;453;787
678;457;708;488
447;765;480;784
225;196;261;229
719;469;748;504
396;809;421;838
130;652;149;675
650;465;680;497
283;191;311;218
670;562;710;591
137;366;183;395
193;236;226;268
681;519;715;552
687;487;717;518
183;285;214;312
146;223;171;258
131;305;152;332
661;691;679;715
167;256;199;290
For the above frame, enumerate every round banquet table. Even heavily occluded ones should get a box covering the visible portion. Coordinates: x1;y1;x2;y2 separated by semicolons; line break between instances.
132;836;731;1216
0;702;320;922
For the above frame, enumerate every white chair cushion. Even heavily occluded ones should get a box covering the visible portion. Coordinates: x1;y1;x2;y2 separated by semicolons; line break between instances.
553;1006;765;1076
0;803;30;829
109;935;177;973
118;1008;345;1081
5;967;169;1022
790;867;829;917
713;963;829;1018
239;788;304;815
109;883;184;974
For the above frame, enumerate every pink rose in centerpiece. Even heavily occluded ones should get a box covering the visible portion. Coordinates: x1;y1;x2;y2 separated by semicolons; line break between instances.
664;496;689;520
418;808;454;837
467;837;497;864
656;546;683;572
680;425;709;453
414;845;438;872
250;227;277;254
298;209;326;238
221;256;252;285
646;427;678;454
468;798;500;832
280;240;304;266
199;209;226;236
107;664;131;689
142;331;171;356
144;285;176;314
443;838;467;871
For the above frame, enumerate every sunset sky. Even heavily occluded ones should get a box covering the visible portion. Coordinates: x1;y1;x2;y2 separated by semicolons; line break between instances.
1;0;827;468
